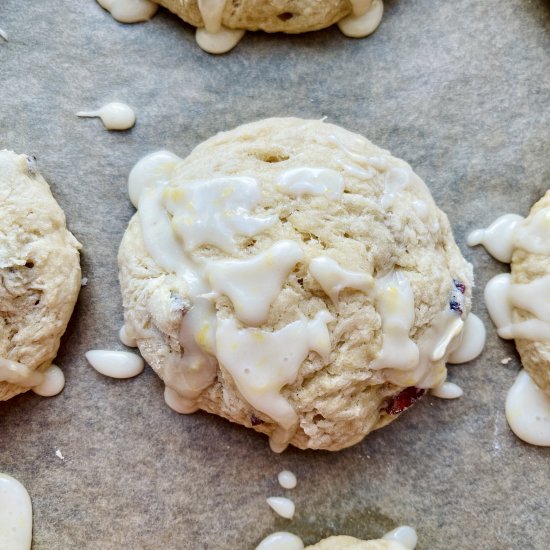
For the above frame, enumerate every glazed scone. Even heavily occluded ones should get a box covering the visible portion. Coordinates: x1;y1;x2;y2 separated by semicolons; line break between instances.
509;191;550;395
306;536;408;550
97;0;384;53
0;151;81;401
118;117;474;452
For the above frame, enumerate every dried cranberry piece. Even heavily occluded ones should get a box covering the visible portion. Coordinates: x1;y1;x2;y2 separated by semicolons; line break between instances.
453;279;466;294
385;387;426;415
250;414;264;426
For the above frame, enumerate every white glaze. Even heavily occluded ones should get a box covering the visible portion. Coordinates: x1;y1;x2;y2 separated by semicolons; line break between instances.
96;0;158;23
255;532;304;550
430;381;463;399
276;167;344;199
164;385;199;414
447;313;486;364
0;357;43;387
371;271;419;372
382;526;417;549
277;470;297;489
266;497;295;519
206;241;304;326
119;325;138;348
506;370;550;446
485;273;550;341
55;449;65;460
0;28;8;41
338;0;384;38
0;473;32;550
381;167;410;210
85;350;144;379
216;311;332;452
467;213;524;263
198;0;226;33
77;102;136;131
165;176;276;253
128;151;182;208
195;26;245;54
32;365;65;397
308;256;373;303
513;207;550;254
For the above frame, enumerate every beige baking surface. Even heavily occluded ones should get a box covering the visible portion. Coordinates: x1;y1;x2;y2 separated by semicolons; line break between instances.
0;0;549;548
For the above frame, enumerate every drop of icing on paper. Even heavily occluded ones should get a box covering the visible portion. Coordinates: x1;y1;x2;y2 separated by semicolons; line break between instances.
266;497;295;519
338;0;384;38
128;150;182;208
506;369;550;446
0;473;32;550
85;350;144;379
277;470;297;489
382;525;417;549
96;0;158;23
255;532;304;550
77;102;136;131
430;381;463;399
447;313;485;364
32;365;65;397
0;28;8;41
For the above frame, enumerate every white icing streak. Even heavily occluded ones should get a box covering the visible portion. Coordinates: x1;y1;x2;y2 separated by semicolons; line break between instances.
338;0;384;38
371;272;419;372
276;167;344;199
128;150;182;208
255;532;304;550
430;381;463;399
277;470;297;489
0;28;8;41
0;473;32;550
198;0;226;33
77;102;136;131
506;370;550;446
119;325;138;348
206;241;304;326
513;207;550;254
32;365;65;397
96;0;158;23
467;214;524;263
266;497;295;519
309;256;373;303
485;273;550;341
0;357;43;387
85;350;144;379
381;167;410;209
382;526;417;549
447;313;485;364
216;311;332;452
165;176;276;254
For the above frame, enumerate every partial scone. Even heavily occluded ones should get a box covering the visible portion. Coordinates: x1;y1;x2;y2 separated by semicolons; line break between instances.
306;536;408;550
119;117;473;452
153;0;384;53
0;151;81;401
509;191;550;396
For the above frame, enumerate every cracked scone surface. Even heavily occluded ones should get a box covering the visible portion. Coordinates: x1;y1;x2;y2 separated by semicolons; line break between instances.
511;190;550;396
0;150;81;401
156;0;353;33
118;117;472;451
306;536;408;550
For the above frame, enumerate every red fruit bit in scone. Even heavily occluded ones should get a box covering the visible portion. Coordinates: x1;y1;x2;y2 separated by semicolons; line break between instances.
385;387;426;415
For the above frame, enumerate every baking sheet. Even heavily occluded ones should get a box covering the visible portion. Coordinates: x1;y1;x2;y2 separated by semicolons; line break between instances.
1;0;549;548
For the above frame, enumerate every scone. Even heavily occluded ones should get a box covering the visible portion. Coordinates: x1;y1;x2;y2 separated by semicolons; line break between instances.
97;0;384;53
118;117;474;452
306;536;408;550
0;151;81;401
509;191;550;395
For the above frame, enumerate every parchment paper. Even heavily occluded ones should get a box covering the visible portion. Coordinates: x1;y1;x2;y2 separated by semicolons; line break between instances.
0;0;549;548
